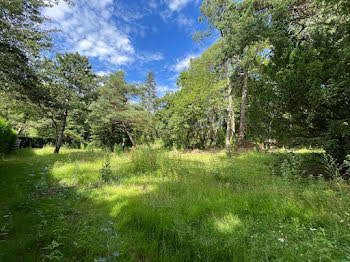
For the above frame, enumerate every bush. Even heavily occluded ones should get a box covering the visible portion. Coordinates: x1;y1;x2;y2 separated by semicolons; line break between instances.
100;155;113;183
17;137;55;148
0;117;17;154
273;153;305;180
323;153;350;181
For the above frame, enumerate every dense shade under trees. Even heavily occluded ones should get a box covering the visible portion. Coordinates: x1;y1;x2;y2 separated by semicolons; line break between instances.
0;117;17;154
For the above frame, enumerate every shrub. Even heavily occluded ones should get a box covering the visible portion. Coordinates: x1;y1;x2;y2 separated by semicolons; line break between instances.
323;153;350;181
17;137;55;148
0;117;17;154
100;155;113;183
273;153;304;180
344;155;350;177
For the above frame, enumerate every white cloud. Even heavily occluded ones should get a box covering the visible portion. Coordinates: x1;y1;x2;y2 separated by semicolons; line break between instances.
157;84;177;96
157;85;171;93
43;1;72;20
96;70;111;76
168;0;194;11
43;0;160;67
177;14;195;27
159;0;196;20
138;52;164;63
148;0;158;10
172;53;200;72
89;0;113;8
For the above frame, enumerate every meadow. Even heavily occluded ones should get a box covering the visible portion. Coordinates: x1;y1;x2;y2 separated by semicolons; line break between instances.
0;147;349;261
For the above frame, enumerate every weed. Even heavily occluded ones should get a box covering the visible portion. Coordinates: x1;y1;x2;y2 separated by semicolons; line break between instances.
42;240;63;261
100;155;113;183
35;166;49;193
0;226;9;240
275;153;304;180
323;153;350;182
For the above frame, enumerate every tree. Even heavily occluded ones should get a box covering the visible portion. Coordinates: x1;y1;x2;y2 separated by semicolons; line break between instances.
39;52;97;154
199;0;236;156
0;88;38;136
157;45;227;149
141;71;157;114
0;0;70;95
0;117;17;154
90;71;146;149
216;0;272;148
218;0;350;161
258;0;350;161
140;71;158;147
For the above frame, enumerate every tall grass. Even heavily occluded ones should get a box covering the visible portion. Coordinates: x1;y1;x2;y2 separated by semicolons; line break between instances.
0;148;349;261
128;149;184;177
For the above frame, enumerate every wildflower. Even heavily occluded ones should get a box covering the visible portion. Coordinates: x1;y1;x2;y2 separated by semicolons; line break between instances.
278;238;285;243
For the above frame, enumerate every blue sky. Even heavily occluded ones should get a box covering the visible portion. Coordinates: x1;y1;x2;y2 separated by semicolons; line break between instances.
43;0;215;96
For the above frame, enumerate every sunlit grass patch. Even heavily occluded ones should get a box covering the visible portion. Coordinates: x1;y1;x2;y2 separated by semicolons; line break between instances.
210;213;241;234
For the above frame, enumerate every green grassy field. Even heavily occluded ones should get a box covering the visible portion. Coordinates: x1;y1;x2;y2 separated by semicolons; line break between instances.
0;147;349;261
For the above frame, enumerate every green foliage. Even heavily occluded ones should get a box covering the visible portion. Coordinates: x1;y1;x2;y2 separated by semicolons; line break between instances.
157;44;228;149
138;71;158;146
0;117;17;154
42;240;63;261
195;0;350;161
100;155;113;183
129;149;183;176
38;52;97;153
279;154;304;180
141;71;157;113
323;153;350;181
0;0;70;94
2;0;350;260
90;71;144;149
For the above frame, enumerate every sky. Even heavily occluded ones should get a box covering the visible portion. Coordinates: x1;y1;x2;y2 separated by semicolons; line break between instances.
43;0;215;96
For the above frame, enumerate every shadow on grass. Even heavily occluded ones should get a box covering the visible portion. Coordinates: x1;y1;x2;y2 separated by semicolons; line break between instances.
0;149;348;262
0;149;115;261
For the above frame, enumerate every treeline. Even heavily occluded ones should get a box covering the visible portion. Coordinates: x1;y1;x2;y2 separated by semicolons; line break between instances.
157;0;350;162
1;0;349;162
1;1;158;154
0;52;158;153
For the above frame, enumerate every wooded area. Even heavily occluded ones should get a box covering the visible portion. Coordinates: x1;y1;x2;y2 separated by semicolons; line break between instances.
1;0;350;162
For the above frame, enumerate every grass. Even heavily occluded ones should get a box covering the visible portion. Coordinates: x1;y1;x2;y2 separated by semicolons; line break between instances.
0;147;350;261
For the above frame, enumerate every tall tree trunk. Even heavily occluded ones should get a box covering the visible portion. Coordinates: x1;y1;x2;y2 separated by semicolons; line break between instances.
225;61;234;157
122;136;126;151
238;70;248;148
121;122;137;149
17;113;29;136
54;107;68;154
17;127;24;137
